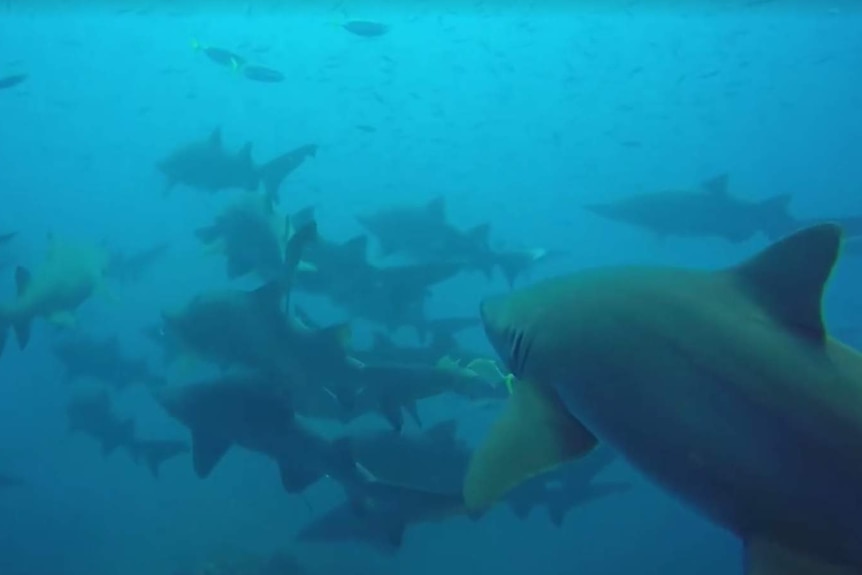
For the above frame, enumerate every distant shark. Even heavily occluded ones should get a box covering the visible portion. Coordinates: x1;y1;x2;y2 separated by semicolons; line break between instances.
0;237;110;356
356;197;563;285
583;173;796;242
52;332;165;390
195;192;286;281
300;423;628;551
157;128;317;204
464;223;862;574
0;232;16;247
153;375;366;498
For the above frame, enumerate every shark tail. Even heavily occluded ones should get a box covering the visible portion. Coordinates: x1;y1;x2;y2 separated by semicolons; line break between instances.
259;144;318;206
756;193;796;240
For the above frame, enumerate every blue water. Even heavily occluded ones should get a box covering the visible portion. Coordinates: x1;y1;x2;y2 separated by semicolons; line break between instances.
0;2;860;574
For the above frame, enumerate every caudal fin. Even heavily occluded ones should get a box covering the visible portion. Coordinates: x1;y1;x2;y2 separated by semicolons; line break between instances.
259;144;318;205
756;194;797;240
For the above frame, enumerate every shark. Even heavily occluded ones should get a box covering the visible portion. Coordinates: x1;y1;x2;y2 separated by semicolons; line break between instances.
298;261;463;338
0;237;110;356
505;446;629;526
583;174;797;242
463;222;862;574
195;192;294;282
153;375;366;496
356;197;561;285
105;242;170;285
157;128;317;204
0;232;15;247
52;332;165;390
300;422;629;551
357;196;495;273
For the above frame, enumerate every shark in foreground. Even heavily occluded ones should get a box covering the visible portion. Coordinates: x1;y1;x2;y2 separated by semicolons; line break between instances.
464;223;862;575
0;237;110;356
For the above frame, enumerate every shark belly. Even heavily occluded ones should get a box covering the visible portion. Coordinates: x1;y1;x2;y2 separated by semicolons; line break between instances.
553;315;862;569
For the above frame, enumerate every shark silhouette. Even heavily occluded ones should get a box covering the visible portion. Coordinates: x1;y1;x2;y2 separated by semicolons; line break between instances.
158;128;317;204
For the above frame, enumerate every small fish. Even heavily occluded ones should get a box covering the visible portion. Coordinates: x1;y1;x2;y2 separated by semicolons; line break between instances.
343;20;389;37
356;124;377;133
0;74;27;90
191;40;245;70
242;64;284;83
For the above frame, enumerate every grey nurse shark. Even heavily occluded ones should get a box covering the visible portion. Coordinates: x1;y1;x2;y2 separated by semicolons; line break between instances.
464;223;862;574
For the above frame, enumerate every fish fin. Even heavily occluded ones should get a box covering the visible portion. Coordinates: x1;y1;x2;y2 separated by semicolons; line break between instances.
259;144;318;206
379;399;404;433
547;503;566;527
47;311;76;328
404;400;422;427
756;194;795;240
385;520;406;548
730;223;840;342
744;536;854;575
463;378;597;511
14;266;30;296
191;431;230;478
702;173;729;195
12;316;31;350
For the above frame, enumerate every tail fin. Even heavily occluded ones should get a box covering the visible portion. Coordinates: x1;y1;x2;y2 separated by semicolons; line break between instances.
259;144;318;206
756;194;796;240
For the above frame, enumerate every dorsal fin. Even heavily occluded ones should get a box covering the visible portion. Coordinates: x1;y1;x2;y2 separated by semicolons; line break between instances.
238;142;253;164
730;223;841;341
702;173;729;196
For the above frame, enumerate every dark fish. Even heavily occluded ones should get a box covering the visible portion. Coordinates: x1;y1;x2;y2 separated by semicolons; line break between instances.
356;124;377;133
242;64;284;83
343;20;389;37
0;74;27;90
192;40;245;69
0;232;15;246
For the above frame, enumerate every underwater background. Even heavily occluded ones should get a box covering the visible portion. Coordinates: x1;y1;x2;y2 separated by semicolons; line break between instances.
0;1;860;574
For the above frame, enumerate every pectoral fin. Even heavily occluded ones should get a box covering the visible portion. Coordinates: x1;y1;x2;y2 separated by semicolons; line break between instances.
745;537;854;575
463;377;597;511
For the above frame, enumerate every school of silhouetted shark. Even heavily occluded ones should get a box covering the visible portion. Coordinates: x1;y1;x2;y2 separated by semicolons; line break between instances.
4;34;862;575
